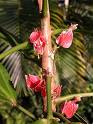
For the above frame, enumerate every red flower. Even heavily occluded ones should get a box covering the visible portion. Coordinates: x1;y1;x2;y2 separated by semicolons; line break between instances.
56;24;78;48
29;30;46;55
61;98;80;119
25;74;44;92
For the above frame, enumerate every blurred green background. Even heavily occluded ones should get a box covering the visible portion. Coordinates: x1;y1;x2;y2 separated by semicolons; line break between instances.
0;0;93;123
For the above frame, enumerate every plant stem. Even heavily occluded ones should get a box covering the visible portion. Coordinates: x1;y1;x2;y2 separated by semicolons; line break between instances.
53;112;71;123
55;92;93;104
42;0;48;16
46;76;53;119
41;0;53;121
17;105;35;119
0;42;28;60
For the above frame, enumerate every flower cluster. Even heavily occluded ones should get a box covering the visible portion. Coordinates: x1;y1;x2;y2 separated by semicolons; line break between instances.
25;74;80;119
29;24;78;54
27;24;79;119
25;74;61;111
29;30;46;55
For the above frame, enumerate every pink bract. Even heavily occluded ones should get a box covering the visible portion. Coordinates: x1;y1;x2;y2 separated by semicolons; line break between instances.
25;74;44;92
56;24;78;48
56;29;73;48
61;100;78;119
29;30;46;55
29;31;41;43
33;36;46;55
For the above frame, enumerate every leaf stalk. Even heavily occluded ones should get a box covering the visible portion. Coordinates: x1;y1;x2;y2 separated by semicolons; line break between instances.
0;42;28;60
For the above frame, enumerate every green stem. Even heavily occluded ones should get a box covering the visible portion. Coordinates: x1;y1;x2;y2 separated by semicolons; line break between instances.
55;92;93;104
0;42;28;60
46;76;53;119
42;0;48;16
17;105;35;119
53;112;71;123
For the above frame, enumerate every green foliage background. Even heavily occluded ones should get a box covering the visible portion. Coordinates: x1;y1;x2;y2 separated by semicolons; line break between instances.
0;0;93;123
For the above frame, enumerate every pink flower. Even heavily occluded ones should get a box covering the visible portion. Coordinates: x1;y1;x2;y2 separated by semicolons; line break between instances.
61;97;80;119
25;74;44;92
56;24;78;48
29;30;46;55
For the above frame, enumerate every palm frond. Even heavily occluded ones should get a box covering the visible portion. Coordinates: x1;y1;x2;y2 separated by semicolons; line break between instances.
49;1;88;92
0;30;27;95
0;0;19;36
0;0;40;41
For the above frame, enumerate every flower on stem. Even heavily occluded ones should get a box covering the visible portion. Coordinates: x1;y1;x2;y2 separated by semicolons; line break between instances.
25;74;44;92
56;24;78;48
60;97;80;119
41;82;62;112
29;30;46;55
41;82;62;98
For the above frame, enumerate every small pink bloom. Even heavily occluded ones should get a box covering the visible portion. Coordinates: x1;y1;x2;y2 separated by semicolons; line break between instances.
29;30;46;55
25;74;44;92
56;24;78;48
61;99;79;119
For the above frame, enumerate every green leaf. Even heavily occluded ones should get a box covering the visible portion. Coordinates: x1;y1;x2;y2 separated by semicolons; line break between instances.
0;63;17;105
0;31;28;96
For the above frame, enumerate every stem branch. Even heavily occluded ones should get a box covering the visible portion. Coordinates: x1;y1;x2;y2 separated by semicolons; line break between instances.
46;76;53;119
55;92;93;104
17;105;35;119
53;112;71;123
0;42;28;60
42;0;48;16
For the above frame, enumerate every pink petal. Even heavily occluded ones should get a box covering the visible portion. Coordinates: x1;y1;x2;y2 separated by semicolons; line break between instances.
25;74;42;90
56;29;73;48
34;43;44;55
33;37;46;55
40;36;46;47
61;100;78;119
41;87;46;97
34;80;43;92
29;31;41;43
28;74;40;83
29;30;46;55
